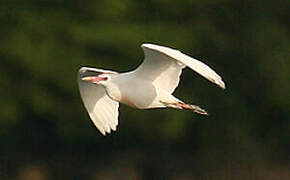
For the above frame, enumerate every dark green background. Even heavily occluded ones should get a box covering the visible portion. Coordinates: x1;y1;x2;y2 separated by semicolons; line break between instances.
1;0;290;179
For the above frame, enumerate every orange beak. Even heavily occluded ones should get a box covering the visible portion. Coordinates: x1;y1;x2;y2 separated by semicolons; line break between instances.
82;76;105;83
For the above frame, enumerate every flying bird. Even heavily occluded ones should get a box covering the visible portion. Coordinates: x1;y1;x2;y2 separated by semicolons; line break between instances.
78;43;225;135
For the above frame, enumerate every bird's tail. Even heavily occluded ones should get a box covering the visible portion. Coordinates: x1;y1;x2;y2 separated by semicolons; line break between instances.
160;101;208;115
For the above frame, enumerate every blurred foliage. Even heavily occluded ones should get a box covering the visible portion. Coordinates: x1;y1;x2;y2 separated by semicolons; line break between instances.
1;0;290;179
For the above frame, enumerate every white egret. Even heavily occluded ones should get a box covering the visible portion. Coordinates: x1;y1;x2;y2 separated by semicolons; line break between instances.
78;43;225;135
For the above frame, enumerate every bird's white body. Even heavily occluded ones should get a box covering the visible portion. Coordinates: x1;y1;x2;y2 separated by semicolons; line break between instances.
104;72;177;109
78;43;225;135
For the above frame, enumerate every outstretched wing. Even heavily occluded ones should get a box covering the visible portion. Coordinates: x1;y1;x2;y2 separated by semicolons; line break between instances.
78;67;119;135
133;43;225;93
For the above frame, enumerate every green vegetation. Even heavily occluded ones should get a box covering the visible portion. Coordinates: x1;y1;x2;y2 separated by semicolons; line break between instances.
1;0;290;179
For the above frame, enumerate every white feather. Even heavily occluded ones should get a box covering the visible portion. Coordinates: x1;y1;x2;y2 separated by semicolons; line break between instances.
136;43;225;90
78;68;119;135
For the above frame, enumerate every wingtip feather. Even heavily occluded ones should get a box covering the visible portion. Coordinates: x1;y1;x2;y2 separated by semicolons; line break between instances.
98;128;106;136
216;79;226;89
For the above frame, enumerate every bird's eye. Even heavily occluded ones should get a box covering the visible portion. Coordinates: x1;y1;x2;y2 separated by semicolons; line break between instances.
103;77;108;81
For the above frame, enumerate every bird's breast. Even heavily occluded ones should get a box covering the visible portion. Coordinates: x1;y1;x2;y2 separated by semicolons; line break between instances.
108;77;158;109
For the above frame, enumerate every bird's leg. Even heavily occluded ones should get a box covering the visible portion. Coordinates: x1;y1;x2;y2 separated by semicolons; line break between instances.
179;103;208;115
161;101;208;115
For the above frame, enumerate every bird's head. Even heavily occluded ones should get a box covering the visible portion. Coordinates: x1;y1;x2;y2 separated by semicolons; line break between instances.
82;73;112;85
79;67;117;86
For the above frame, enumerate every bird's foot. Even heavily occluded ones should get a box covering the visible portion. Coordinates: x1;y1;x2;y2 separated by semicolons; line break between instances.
161;101;208;115
179;103;208;115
